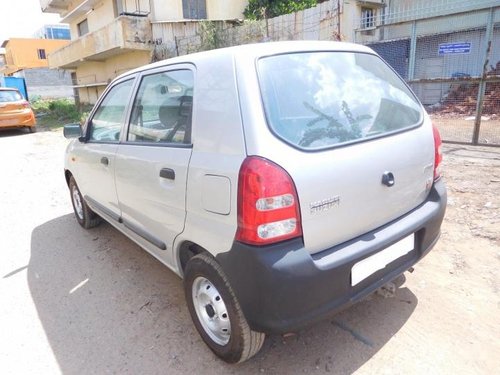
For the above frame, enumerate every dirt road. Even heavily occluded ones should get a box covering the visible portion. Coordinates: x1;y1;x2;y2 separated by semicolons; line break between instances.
0;128;498;374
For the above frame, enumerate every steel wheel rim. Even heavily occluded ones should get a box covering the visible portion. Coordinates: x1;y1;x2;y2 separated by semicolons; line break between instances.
71;185;84;220
192;276;231;346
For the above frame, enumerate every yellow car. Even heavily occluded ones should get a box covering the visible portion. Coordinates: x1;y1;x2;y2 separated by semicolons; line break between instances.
0;88;36;132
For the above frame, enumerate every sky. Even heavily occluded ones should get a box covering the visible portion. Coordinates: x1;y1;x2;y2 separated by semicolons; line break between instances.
0;0;61;43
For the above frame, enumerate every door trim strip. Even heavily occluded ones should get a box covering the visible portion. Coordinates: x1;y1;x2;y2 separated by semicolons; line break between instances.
122;219;167;250
84;195;121;222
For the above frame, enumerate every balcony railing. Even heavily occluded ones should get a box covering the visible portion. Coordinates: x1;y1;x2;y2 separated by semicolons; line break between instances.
48;16;152;69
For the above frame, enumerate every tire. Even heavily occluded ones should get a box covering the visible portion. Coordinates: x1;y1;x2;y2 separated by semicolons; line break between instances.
68;176;101;229
184;253;265;363
27;126;36;133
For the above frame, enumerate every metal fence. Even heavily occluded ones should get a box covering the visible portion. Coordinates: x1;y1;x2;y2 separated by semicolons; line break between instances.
360;5;500;146
151;1;500;146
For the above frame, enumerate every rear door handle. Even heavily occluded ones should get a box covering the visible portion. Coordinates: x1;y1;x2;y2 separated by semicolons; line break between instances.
100;157;109;166
160;168;175;180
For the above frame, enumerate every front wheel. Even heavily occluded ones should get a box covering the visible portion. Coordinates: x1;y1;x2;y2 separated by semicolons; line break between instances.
69;176;101;229
184;253;265;363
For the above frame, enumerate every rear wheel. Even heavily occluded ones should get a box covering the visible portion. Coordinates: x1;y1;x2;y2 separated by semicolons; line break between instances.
69;176;101;229
184;253;265;363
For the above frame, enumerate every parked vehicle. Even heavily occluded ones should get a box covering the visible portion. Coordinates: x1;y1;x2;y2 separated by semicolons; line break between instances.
0;88;36;132
63;41;446;363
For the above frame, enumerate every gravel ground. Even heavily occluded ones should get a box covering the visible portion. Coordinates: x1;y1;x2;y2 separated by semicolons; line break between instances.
432;115;500;145
0;128;499;374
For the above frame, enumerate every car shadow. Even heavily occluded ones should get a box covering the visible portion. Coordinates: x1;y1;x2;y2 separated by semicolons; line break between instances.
0;128;32;137
28;214;417;374
0;125;54;138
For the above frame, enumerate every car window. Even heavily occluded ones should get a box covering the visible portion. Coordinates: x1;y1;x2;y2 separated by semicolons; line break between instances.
128;70;193;144
0;90;22;102
88;79;134;142
257;52;422;150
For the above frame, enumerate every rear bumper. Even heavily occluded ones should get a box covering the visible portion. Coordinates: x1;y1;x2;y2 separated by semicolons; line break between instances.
217;179;447;334
0;112;36;128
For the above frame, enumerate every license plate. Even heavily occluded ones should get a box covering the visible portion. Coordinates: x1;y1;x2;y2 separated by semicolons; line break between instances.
351;233;414;286
0;118;18;126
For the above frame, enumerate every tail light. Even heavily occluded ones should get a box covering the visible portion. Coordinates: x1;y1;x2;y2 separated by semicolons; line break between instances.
432;124;443;180
236;156;302;245
22;101;31;108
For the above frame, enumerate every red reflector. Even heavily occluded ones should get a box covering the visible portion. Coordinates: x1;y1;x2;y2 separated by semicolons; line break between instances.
432;124;443;180
236;156;302;245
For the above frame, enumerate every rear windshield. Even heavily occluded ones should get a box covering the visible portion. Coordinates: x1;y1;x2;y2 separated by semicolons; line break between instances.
0;90;23;102
257;52;422;150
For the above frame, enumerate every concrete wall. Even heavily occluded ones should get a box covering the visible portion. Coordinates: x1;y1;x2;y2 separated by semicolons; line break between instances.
13;68;74;99
206;0;246;20
151;0;182;21
151;0;183;21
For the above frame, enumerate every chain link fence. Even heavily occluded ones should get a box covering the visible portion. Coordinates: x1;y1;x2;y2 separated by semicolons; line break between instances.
363;5;500;146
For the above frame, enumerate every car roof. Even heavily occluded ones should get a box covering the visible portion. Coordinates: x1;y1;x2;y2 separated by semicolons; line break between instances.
117;41;376;80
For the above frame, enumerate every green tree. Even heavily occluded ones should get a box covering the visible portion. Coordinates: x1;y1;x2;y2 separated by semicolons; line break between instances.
244;0;320;20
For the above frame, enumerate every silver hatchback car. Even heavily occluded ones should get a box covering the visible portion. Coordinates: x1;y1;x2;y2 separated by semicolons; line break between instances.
63;41;446;363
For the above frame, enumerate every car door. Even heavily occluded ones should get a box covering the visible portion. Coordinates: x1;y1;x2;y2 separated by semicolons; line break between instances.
114;67;194;262
72;77;136;221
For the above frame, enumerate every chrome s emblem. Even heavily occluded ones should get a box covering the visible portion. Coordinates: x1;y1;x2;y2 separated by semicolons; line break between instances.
310;196;340;214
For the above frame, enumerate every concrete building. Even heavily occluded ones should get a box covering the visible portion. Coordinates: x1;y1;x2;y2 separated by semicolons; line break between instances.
40;0;248;104
0;38;70;75
0;38;73;99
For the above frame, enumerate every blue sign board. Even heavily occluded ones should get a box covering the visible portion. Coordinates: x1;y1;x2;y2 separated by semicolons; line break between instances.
438;42;471;55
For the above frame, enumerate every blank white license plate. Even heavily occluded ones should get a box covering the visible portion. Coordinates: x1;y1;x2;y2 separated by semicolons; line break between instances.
351;234;414;286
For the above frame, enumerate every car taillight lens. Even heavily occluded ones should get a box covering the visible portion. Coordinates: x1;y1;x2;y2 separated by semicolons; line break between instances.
433;124;443;180
22;101;30;108
236;156;302;245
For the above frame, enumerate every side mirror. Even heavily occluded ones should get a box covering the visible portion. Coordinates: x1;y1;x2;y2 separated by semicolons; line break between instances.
63;123;82;139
